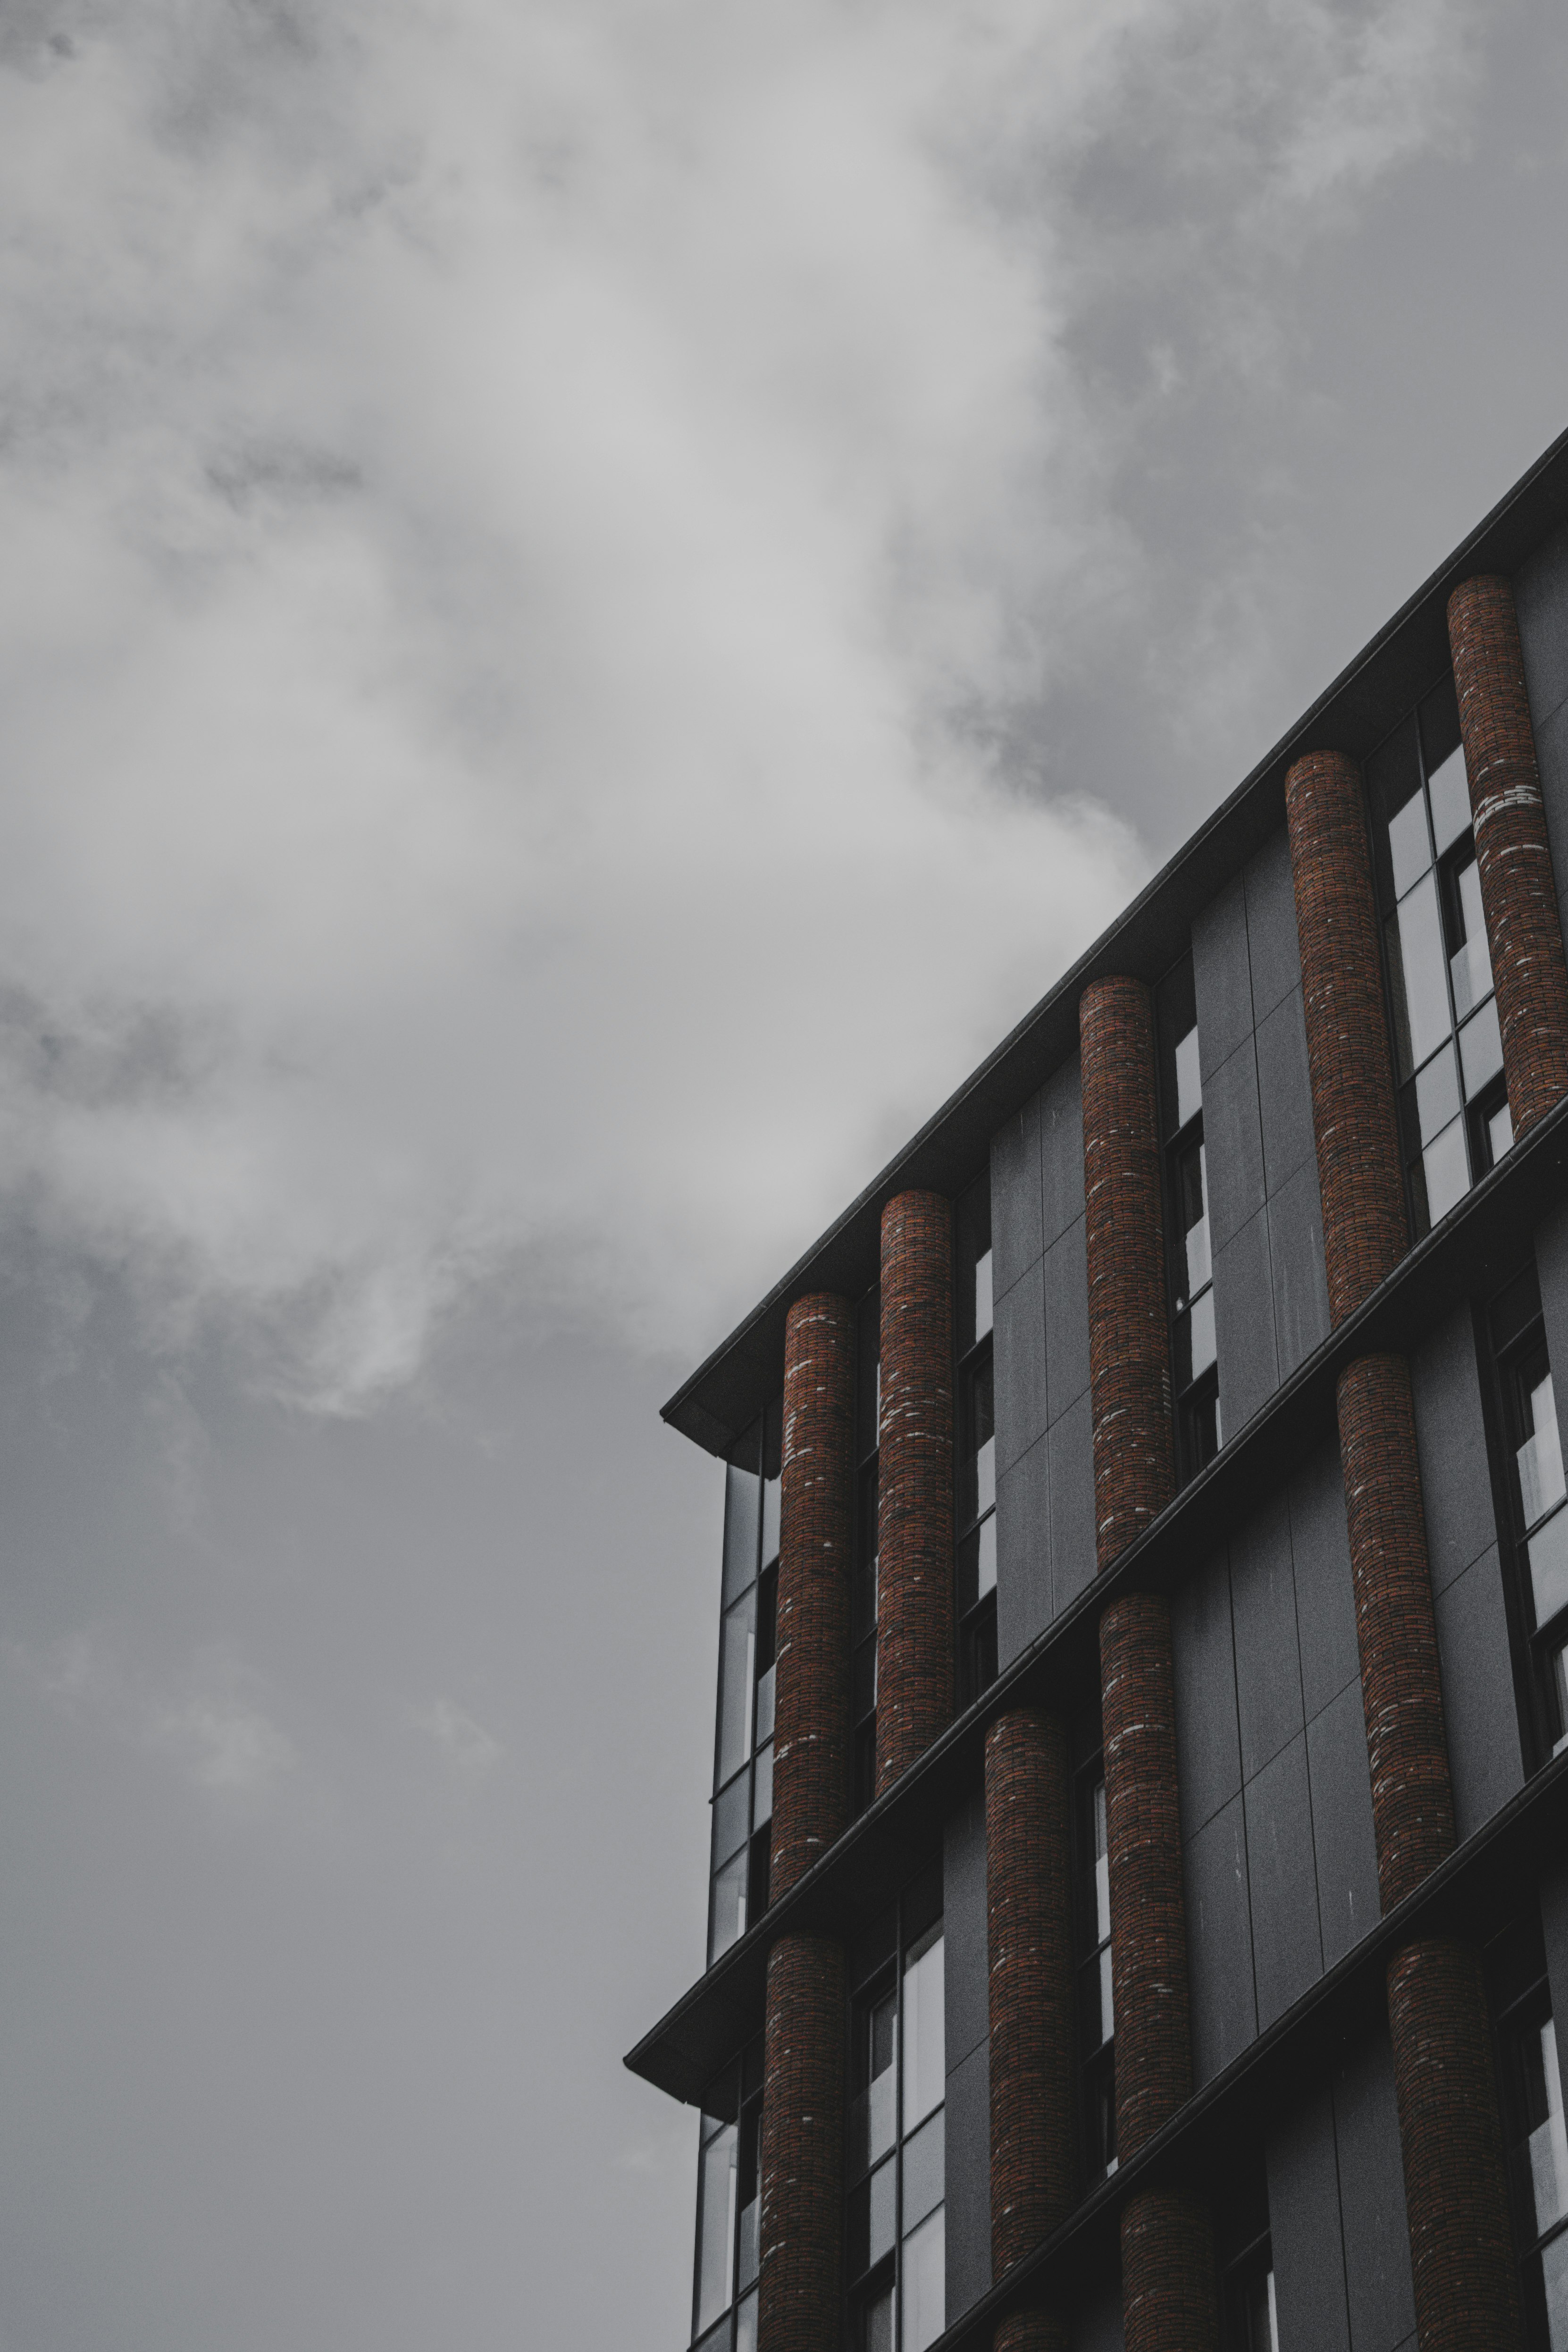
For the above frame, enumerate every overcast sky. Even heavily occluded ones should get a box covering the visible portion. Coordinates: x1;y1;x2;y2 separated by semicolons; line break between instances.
1;2;1567;2346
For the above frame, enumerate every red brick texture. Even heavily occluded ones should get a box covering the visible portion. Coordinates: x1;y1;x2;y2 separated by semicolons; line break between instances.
1448;574;1568;1135
1387;1937;1524;2352
771;1293;855;1900
1099;1591;1194;2159
758;1932;846;2352
876;1190;954;1796
1337;1352;1455;1911
1285;749;1409;1326
985;1709;1075;2275
1079;979;1175;1569
1120;2189;1219;2352
994;2313;1071;2352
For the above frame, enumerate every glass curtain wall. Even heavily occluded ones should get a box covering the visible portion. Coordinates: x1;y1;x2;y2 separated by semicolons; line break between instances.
847;1867;947;2352
1367;673;1510;1236
1486;1265;1568;1766
709;1399;782;1967
1487;1908;1568;2351
691;2037;764;2352
1157;952;1219;1480
851;1286;880;1818
955;1176;997;1706
1076;1760;1115;2180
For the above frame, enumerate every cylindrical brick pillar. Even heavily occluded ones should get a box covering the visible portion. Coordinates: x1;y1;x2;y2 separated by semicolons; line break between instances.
876;1189;954;1795
758;1933;845;2352
1284;749;1407;1326
1080;978;1174;1566
985;1710;1074;2274
995;2314;1071;2352
1448;573;1568;1135
771;1293;855;1899
1121;2190;1219;2352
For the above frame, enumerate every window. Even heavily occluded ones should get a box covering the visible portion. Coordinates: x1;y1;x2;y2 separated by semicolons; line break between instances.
1223;2238;1277;2351
708;1400;782;1966
1485;1265;1568;1768
955;1175;998;1707
1157;952;1219;1481
691;2038;764;2351
852;1287;880;1819
1075;1760;1115;2180
847;1868;946;2352
1367;674;1510;1238
1486;1909;1568;2350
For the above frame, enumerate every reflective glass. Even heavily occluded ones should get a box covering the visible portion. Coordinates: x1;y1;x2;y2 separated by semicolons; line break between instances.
1182;1288;1217;1385
959;1356;995;1529
1175;1025;1201;1130
716;1592;757;1789
754;1663;775;1747
1391;873;1451;1077
1490;1099;1515;1163
761;1470;780;1572
709;1848;748;1966
696;2122;738;2332
902;2107;945;2233
1415;1043;1460;1144
1081;1944;1113;2048
1450;856;1493;1020
1460;996;1504;1099
1543;2228;1568;2352
751;1741;772;1831
1428;743;1472;855
851;2067;897;2179
867;2151;896;2269
1519;1373;1566;1527
1529;1509;1568;1632
738;2195;760;2292
1389;785;1433;898
900;2207;945;2352
722;1452;761;1604
1423;1117;1469;1226
735;2290;758;2352
864;2283;895;2352
1093;1779;1110;1940
974;1246;994;1346
712;1771;749;1869
903;1927;946;2129
1243;2269;1279;2352
695;2323;730;2352
1176;1138;1209;1304
975;1510;997;1600
1528;2022;1568;2238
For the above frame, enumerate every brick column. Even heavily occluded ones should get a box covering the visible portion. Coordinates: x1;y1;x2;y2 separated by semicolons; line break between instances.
986;1710;1073;2290
1448;574;1568;1134
1079;978;1217;2352
876;1189;954;1795
771;1293;855;1899
758;1934;845;2352
1286;752;1522;2352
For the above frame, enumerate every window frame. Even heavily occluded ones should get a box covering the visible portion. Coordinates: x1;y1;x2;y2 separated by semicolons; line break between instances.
1478;1261;1568;1773
691;2036;765;2352
954;1172;998;1709
1155;950;1219;1485
707;1398;783;1968
1073;1750;1115;2184
1484;1905;1568;2351
845;1862;947;2352
851;1284;881;1820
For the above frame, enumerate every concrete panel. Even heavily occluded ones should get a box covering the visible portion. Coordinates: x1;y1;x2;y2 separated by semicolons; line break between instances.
991;1092;1043;1305
1044;1216;1090;1424
995;1257;1047;1479
1230;1492;1304;1781
1411;1305;1497;1595
1194;869;1255;1082
1333;2030;1417;2352
996;1434;1051;1668
1516;518;1568;732
944;1792;990;2068
1245;1734;1323;2031
1072;2276;1125;2352
1267;2086;1352;2352
1185;1792;1256;2087
1040;1056;1086;1253
1542;1851;1568;2097
944;2036;991;2319
1269;1158;1331;1381
1214;1207;1280;1437
1256;987;1316;1197
1246;827;1304;1024
1173;1549;1241;1840
1204;1039;1266;1256
1307;1680;1380;1970
1290;1441;1359;1722
1434;1546;1524;1842
1048;1391;1096;1615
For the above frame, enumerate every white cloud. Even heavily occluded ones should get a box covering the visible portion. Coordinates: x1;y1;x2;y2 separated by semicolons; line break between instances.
18;1629;295;1801
410;1697;504;1785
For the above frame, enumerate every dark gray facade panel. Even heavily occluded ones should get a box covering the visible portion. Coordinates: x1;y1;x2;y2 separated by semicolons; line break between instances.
1230;1492;1305;1781
943;2036;992;2319
1047;1392;1096;1617
1541;1852;1568;2091
996;1434;1051;1668
1214;1206;1281;1438
1516;517;1568;734
944;1793;991;2070
1433;1546;1524;1842
994;1257;1047;1480
1040;1055;1086;1255
1172;1549;1242;1841
1244;1733;1324;2032
1290;1441;1360;1724
1305;1680;1379;1971
1072;2275;1126;2352
1043;1215;1091;1426
990;1092;1043;1306
1193;868;1256;1084
1267;2086;1352;2352
1530;696;1568;954
1184;1790;1256;2087
1268;1157;1331;1382
1333;2030;1417;2352
1411;1305;1498;1595
1537;1202;1568;1425
1254;986;1316;1198
1244;826;1304;1026
1203;1038;1266;1254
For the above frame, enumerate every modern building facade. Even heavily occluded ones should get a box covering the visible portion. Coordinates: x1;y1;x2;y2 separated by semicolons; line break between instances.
625;428;1568;2352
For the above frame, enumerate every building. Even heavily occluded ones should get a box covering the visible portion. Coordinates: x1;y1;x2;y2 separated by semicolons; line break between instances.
624;427;1568;2352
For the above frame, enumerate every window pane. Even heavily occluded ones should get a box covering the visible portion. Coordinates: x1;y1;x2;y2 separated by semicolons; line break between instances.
900;2207;946;2352
709;1848;748;1966
1080;1945;1113;2049
734;2290;757;2352
902;2107;945;2233
1175;1137;1210;1304
722;1451;761;1604
1528;1510;1568;1632
864;2282;895;2352
1093;1779;1110;1941
1422;1117;1469;1227
754;1663;775;1748
1428;743;1471;855
1389;785;1434;899
1391;872;1451;1077
712;1772;750;1870
868;2150;896;2268
1528;2021;1568;2238
696;2122;738;2332
751;1742;773;1831
959;1355;995;1529
1542;2227;1568;2352
1175;1025;1201;1130
1450;855;1493;1020
738;2190;760;2292
695;2323;730;2352
1415;1042;1460;1144
716;1593;757;1788
1460;996;1504;1099
903;1928;946;2128
761;1475;780;1573
1189;1287;1216;1380
1490;1097;1515;1164
974;1246;993;1345
1520;1373;1567;1526
975;1510;997;1600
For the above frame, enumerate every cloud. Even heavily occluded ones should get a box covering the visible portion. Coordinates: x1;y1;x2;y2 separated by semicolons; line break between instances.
0;0;1482;1404
19;1630;296;1801
410;1697;504;1785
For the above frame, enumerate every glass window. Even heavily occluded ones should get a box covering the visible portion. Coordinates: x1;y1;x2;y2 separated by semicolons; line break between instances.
847;1884;945;2352
1489;1270;1568;1769
721;1426;762;1604
901;2207;945;2352
695;2120;738;2334
691;2045;763;2347
1488;1909;1568;2351
1158;952;1219;1482
1077;1764;1116;2179
956;1176;998;1707
715;1591;757;1791
852;1286;881;1818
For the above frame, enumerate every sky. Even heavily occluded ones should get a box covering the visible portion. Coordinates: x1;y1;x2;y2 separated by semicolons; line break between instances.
0;1;1566;2345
